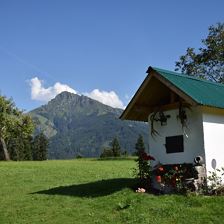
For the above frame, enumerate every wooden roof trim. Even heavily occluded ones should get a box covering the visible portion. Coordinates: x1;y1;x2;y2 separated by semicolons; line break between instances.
200;105;224;115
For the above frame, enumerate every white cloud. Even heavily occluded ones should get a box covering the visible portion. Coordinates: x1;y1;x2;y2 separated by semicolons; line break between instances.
29;77;125;109
85;89;125;109
29;77;77;102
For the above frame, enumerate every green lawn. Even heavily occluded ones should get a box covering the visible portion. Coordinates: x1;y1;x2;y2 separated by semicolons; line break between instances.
0;159;223;224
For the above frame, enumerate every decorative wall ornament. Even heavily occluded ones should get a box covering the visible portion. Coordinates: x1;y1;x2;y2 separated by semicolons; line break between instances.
177;101;191;129
150;109;170;137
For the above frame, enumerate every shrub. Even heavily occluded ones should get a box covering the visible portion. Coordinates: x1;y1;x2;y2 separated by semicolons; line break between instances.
155;164;198;194
207;167;224;195
76;154;83;159
100;148;114;158
134;135;155;189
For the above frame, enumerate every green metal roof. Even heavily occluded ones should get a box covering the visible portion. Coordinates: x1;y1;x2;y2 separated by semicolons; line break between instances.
152;67;224;109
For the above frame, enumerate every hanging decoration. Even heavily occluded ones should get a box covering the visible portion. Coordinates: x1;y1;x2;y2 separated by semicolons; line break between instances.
150;109;171;137
177;101;191;129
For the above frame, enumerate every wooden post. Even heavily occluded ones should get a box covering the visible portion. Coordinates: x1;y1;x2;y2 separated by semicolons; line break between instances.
170;91;176;103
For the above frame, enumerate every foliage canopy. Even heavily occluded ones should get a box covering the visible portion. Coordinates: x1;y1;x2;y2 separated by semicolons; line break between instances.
175;23;224;83
0;94;48;161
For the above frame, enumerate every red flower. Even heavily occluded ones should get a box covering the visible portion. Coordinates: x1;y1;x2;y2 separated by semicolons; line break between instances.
174;166;178;171
158;166;164;172
156;175;162;183
141;152;155;161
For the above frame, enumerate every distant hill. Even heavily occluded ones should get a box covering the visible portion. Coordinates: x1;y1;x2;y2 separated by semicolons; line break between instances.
29;92;148;159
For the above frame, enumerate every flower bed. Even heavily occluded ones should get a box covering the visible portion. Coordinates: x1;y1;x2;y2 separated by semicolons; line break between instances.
152;163;198;193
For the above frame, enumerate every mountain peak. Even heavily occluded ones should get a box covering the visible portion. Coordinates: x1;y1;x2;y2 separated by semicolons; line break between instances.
30;90;148;159
31;90;123;119
51;91;123;113
54;91;78;99
52;91;90;105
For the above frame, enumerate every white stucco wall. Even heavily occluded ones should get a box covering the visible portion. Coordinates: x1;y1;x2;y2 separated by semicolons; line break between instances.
148;107;205;167
202;109;224;175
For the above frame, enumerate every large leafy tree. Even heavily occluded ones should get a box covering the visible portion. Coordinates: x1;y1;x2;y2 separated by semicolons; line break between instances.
175;23;224;83
0;95;34;160
8;115;34;160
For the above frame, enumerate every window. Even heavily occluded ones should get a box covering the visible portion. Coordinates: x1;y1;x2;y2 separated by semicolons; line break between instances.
165;135;184;153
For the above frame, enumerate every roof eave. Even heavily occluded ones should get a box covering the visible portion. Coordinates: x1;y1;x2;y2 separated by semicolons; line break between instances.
120;66;199;121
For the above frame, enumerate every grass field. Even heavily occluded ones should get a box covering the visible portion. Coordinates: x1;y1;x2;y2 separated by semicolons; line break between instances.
0;159;224;224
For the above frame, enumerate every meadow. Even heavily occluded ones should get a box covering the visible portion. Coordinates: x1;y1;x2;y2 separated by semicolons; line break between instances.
0;159;224;224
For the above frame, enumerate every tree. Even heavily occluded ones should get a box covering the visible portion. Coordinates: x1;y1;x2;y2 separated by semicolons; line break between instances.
110;137;121;157
32;132;48;160
175;23;224;83
135;135;151;180
135;134;145;156
8;115;34;161
0;95;34;160
100;147;114;158
0;96;15;160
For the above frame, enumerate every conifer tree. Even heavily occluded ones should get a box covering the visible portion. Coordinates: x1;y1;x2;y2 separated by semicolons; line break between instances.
32;132;48;160
111;137;121;157
135;135;151;180
135;135;145;156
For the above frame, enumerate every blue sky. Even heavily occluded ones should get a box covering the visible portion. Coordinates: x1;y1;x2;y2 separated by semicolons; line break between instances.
0;0;223;111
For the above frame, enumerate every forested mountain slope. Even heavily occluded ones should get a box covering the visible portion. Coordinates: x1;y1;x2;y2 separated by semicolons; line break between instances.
30;92;148;159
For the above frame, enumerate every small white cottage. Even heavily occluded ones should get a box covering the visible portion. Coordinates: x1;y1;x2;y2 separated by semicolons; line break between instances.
120;66;224;184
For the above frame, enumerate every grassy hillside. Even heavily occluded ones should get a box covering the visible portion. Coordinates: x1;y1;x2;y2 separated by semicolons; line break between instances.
0;160;224;224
